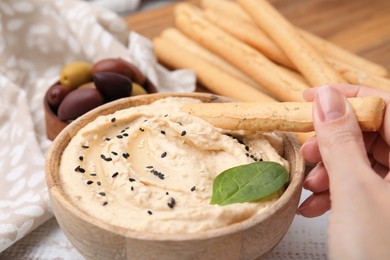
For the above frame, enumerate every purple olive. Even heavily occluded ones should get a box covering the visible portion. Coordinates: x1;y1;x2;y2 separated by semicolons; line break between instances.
57;88;104;121
93;72;132;102
47;84;72;111
92;58;147;86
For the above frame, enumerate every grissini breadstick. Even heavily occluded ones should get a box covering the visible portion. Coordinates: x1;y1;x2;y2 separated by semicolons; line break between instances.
329;60;390;91
182;96;385;132
160;28;261;90
174;3;309;102
205;9;389;91
203;9;295;70
238;0;347;86
201;0;388;77
153;37;276;102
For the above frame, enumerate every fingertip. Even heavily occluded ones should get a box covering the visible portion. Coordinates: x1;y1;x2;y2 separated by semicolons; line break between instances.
296;192;331;218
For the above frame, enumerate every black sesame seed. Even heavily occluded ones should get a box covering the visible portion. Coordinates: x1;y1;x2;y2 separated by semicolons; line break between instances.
259;158;263;161
75;166;85;173
123;133;129;137
122;153;130;159
191;186;196;192
112;172;119;178
250;155;255;159
253;158;258;161
181;130;186;136
164;114;168;117
111;118;116;122
177;122;183;126
102;201;108;206
99;192;106;196
147;210;153;215
131;186;134;191
167;197;176;209
129;178;136;182
111;151;118;156
90;173;97;177
160;130;166;135
105;137;111;141
161;152;167;158
81;145;89;149
101;154;112;162
117;135;123;139
97;181;101;186
79;156;84;161
146;166;153;169
245;146;249;151
245;153;250;157
120;129;126;133
166;192;169;195
86;180;93;185
139;128;144;132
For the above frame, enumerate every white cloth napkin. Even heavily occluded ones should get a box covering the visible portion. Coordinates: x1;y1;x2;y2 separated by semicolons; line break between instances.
0;0;195;252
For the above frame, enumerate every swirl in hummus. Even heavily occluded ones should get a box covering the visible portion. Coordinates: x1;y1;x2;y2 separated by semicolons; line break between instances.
59;97;289;234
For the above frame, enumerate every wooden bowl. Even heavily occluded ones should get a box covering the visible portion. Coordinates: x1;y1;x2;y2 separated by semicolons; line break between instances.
45;93;305;260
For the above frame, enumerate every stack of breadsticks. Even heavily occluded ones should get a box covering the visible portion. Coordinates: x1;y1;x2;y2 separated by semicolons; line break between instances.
152;0;389;142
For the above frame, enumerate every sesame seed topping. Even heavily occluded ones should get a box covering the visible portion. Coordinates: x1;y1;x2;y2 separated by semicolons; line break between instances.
191;186;196;192
90;173;97;176
164;114;168;117
167;197;176;209
117;135;123;139
146;166;153;169
123;133;129;137
181;131;186;136
112;172;119;178
160;130;166;135
122;153;130;159
131;186;134;191
79;156;84;161
99;192;106;196
111;118;116;122
102;201;108;206
74;166;85;173
147;210;153;215
105;137;111;141
139;128;144;132
111;151;118;156
161;152;167;158
100;154;112;162
245;146;249;151
166;192;169;195
245;153;250;157
81;145;89;149
129;178;136;182
97;181;101;186
86;180;93;185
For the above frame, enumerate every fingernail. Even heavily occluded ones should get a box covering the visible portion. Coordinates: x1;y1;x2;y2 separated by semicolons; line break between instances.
303;162;322;188
315;86;346;123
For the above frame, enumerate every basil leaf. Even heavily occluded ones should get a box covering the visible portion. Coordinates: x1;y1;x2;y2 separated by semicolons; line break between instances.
210;161;289;206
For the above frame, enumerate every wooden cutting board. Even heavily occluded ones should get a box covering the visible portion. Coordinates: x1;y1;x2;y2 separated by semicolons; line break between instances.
125;0;390;72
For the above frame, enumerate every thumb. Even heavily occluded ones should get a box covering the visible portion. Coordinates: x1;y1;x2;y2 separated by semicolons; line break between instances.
313;86;372;190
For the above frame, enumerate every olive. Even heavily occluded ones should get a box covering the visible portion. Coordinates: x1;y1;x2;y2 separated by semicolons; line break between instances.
142;78;157;94
57;88;104;121
92;58;146;86
78;82;96;89
93;72;132;102
47;83;72;111
131;82;147;96
60;61;93;90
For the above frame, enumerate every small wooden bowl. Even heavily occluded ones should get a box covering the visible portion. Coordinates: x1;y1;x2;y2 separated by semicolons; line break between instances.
45;93;305;260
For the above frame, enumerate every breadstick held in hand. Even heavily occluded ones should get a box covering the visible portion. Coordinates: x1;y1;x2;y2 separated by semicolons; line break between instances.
182;96;385;132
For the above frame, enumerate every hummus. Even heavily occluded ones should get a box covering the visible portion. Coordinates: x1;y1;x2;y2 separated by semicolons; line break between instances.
59;97;289;234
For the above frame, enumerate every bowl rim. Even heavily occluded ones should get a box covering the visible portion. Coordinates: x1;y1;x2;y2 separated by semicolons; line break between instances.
46;92;305;241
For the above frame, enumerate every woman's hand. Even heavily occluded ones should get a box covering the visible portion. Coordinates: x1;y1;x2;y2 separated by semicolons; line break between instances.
298;85;390;259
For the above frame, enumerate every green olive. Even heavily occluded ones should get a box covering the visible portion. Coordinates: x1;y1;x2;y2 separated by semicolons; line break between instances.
60;61;93;90
131;82;147;96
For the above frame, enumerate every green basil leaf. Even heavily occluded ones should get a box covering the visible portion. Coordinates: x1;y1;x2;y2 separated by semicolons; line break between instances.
210;161;289;206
